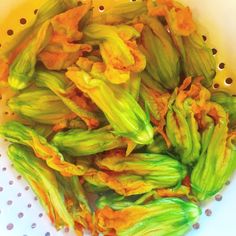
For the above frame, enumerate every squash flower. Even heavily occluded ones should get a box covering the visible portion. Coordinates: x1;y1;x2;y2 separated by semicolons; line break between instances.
191;104;236;200
166;78;207;165
8;144;74;229
211;92;236;128
83;23;146;84
0;121;89;176
56;174;94;235
147;0;216;87
66;67;154;145
35;69;102;128
8;88;76;125
138;15;180;90
95;197;201;236
8;21;52;90
84;151;186;196
140;77;171;144
51;128;126;157
38;3;93;70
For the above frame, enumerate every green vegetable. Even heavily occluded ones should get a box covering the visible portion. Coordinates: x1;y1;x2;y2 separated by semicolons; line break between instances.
8;21;52;90
83;23;146;84
182;98;201;164
166;105;192;164
2;0;79;56
211;92;236;128
96;198;201;236
8;144;74;228
191;104;235;200
84;152;186;196
55;174;93;233
52;127;126;156
8;88;74;125
174;32;216;87
66;68;154;144
139;16;180;90
35;69;102;128
0;121;87;176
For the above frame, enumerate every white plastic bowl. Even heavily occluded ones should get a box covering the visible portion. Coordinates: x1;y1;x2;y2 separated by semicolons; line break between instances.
0;0;235;235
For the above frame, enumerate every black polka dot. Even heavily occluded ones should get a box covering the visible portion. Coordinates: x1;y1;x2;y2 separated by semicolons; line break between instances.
213;83;220;89
20;18;27;25
202;35;207;41
212;48;217;55
225;77;233;85
7;29;14;36
218;62;225;69
99;5;105;11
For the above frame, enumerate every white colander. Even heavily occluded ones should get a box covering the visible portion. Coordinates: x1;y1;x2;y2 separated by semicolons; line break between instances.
0;0;236;236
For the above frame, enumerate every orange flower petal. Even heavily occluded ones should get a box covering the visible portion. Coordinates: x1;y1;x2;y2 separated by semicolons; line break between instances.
169;7;196;36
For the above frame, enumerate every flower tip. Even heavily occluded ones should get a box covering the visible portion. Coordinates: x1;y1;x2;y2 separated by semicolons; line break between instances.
135;125;154;145
8;73;29;90
171;6;196;36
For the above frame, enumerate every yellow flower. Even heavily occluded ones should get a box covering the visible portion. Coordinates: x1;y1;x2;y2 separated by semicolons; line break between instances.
95;198;201;236
83;24;146;84
84;151;186;196
168;6;196;36
66;68;154;144
38;3;92;70
8;144;74;229
0;121;89;176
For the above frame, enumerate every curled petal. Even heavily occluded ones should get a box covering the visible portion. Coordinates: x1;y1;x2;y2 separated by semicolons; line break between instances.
0;121;88;176
39;3;92;70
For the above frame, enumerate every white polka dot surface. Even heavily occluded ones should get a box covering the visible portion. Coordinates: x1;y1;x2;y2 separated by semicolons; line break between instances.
0;0;236;236
0;140;78;236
